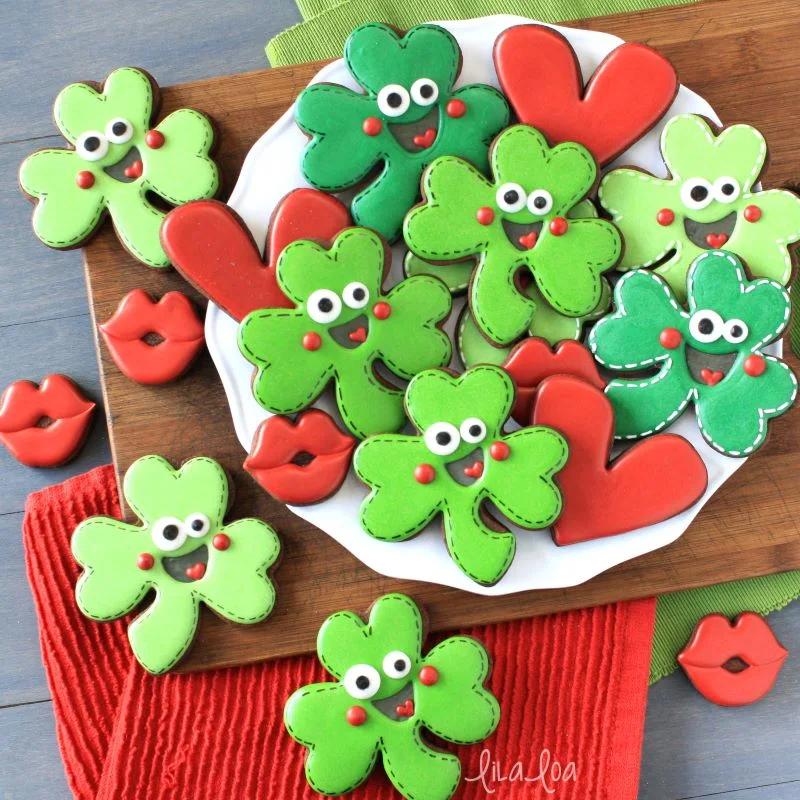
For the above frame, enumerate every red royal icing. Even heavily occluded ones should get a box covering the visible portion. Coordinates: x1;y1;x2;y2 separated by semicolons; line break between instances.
145;129;165;149
446;99;466;118
743;354;767;377
346;706;367;726
372;302;392;320
700;368;725;386
659;327;682;350
137;553;155;570
414;464;436;484
744;205;762;223
418;665;439;685
186;562;206;581
549;217;568;236
518;231;538;250
212;533;231;550
76;170;95;189
302;332;322;351
413;128;437;149
476;207;495;226
706;233;728;249
362;117;382;136
489;441;510;461
124;160;143;180
656;208;675;226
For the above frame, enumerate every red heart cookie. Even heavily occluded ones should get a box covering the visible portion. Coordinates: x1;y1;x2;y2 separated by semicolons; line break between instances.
532;375;708;545
494;24;678;166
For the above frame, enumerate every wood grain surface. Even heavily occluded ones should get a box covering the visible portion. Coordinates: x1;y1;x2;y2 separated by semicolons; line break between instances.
79;0;800;672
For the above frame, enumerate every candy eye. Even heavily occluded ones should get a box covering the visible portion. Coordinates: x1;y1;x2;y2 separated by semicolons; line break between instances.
307;289;342;324
460;417;487;444
382;651;412;679
343;664;381;699
76;131;109;162
151;516;187;552
185;512;211;538
342;282;370;309
527;189;554;216
722;318;749;344
496;183;527;213
713;176;741;204
689;309;724;343
424;422;461;456
410;78;439;106
680;178;714;210
105;117;134;144
377;84;410;117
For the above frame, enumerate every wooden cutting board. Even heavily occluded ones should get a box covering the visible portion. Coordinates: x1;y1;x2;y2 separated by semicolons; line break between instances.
82;0;800;672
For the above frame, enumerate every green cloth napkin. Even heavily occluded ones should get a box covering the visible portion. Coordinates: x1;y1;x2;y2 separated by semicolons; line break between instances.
266;0;800;683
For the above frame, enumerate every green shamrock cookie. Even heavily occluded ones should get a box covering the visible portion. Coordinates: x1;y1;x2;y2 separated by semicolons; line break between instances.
404;125;622;346
20;67;219;268
589;251;797;457
354;365;568;585
599;114;800;301
284;593;500;800
71;456;279;674
238;227;452;439
295;23;509;242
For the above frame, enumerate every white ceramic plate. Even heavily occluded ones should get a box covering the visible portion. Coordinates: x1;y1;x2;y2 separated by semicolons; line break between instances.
205;15;771;595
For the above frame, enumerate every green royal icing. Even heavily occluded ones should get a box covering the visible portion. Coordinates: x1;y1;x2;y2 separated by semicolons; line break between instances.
19;68;219;268
71;456;279;674
284;593;500;800
295;23;509;243
354;366;567;585
589;251;798;457
599;114;800;301
238;228;452;439
404;125;622;346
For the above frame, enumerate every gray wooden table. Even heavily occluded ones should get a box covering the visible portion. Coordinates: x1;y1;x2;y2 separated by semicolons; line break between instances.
0;2;797;798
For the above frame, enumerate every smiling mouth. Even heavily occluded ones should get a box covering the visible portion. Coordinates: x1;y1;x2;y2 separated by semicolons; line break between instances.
162;544;209;583
445;448;485;485
685;344;738;386
373;682;415;721
329;314;369;349
683;211;737;249
388;107;439;153
502;219;543;251
104;146;143;183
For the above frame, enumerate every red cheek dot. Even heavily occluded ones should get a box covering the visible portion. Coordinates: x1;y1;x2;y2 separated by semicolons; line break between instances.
476;207;494;226
659;327;683;350
418;666;439;686
489;441;510;461
362;117;382;136
212;533;231;551
137;553;154;570
302;332;322;351
145;130;165;149
743;354;767;377
549;217;569;236
446;99;467;118
373;302;392;320
346;706;367;726
76;171;95;189
414;464;436;484
744;204;762;222
656;208;675;226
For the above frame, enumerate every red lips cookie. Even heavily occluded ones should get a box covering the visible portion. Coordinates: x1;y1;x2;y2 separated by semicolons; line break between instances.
161;189;352;320
244;410;356;505
679;613;789;707
532;374;707;545
99;290;204;384
0;374;95;467
494;24;678;166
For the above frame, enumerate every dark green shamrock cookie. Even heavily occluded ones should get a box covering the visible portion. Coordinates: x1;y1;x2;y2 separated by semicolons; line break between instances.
20;68;219;268
284;593;499;800
238;227;452;439
354;365;567;585
404;125;622;346
72;456;279;674
295;23;509;242
589;251;797;456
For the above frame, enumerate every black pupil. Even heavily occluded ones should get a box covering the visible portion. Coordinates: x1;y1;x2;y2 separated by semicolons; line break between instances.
731;324;743;338
420;83;433;98
394;659;406;672
436;431;451;446
112;121;127;135
469;424;482;437
690;185;708;201
355;675;370;690
85;136;100;152
722;183;735;195
503;190;519;205
163;524;179;541
533;195;547;209
352;287;365;301
318;297;333;312
388;93;402;108
191;519;204;531
698;318;714;335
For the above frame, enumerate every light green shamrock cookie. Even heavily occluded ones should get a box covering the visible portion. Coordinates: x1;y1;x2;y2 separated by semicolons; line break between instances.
284;593;500;800
71;456;279;674
599;114;800;301
20;67;219;267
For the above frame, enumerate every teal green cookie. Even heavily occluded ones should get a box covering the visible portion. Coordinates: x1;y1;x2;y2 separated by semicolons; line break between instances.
284;593;500;800
20;67;219;268
71;456;279;674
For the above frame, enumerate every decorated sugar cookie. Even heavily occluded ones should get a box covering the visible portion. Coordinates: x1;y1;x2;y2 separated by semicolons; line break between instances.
72;456;279;674
404;125;622;346
295;23;509;242
354;365;567;585
589;251;798;456
238;227;452;439
19;68;219;268
284;593;499;800
599;114;800;300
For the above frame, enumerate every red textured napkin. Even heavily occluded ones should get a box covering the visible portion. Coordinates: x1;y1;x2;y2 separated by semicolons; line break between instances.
23;465;655;799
